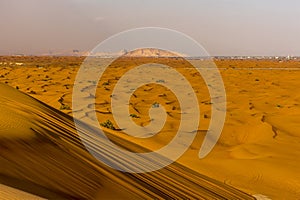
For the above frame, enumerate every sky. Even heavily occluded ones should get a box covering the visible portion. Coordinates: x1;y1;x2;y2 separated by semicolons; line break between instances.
1;0;300;56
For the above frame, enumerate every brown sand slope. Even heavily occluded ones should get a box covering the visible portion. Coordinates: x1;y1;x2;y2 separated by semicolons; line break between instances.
0;83;255;199
2;57;300;199
0;184;46;200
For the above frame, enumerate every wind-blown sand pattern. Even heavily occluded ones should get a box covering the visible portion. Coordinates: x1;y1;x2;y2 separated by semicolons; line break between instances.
0;56;300;199
0;83;255;199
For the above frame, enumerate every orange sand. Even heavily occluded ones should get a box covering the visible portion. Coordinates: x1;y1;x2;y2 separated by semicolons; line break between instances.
0;56;299;199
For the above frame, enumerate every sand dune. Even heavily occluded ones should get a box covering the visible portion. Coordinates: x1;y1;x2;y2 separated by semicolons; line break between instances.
0;184;46;200
1;56;300;199
0;83;255;199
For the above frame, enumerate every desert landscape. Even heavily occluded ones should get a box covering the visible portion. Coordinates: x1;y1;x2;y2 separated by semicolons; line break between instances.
2;0;300;199
0;55;299;199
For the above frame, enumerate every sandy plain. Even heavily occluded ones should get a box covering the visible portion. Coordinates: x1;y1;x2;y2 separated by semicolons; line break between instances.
0;55;299;199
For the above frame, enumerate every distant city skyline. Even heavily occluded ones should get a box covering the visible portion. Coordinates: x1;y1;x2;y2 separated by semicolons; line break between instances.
1;0;300;56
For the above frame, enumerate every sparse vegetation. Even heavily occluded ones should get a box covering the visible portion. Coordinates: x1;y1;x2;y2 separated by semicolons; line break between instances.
156;79;165;83
100;120;116;130
29;90;36;94
152;102;160;108
102;81;109;86
88;80;97;85
130;114;140;118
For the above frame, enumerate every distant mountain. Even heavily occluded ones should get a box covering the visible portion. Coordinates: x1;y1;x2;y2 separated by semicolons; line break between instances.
123;48;186;58
89;48;186;58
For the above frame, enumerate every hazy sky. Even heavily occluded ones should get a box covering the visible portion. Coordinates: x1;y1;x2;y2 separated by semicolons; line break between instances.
1;0;300;56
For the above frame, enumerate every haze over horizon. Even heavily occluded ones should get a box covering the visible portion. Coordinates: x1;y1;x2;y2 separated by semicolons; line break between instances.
1;0;300;56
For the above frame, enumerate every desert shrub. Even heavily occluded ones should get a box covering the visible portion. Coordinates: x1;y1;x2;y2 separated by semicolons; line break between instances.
102;81;109;86
130;114;140;118
152;102;160;108
100;120;116;130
